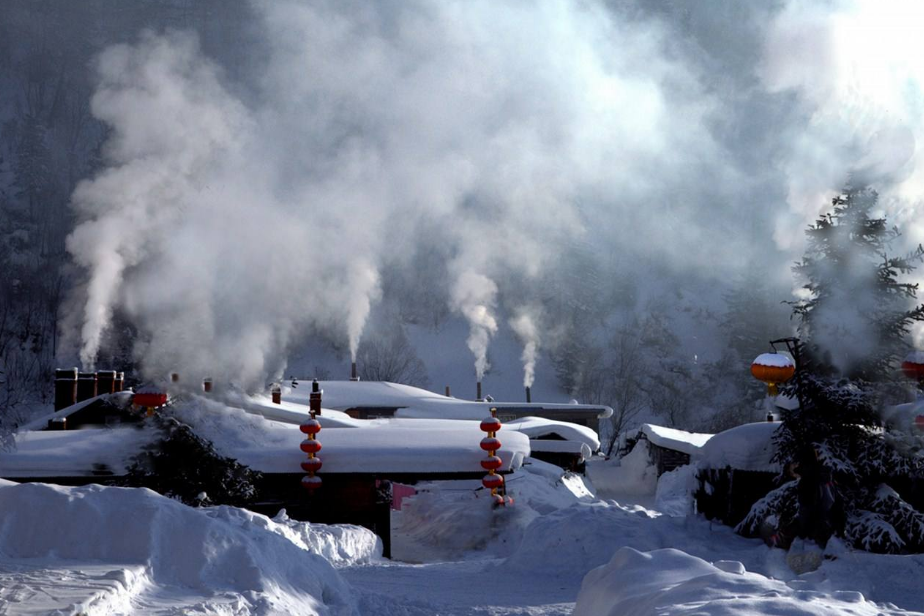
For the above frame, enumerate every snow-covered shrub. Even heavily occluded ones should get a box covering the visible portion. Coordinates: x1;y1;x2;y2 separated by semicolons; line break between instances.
869;485;924;553
735;479;798;538
844;510;905;554
121;416;262;507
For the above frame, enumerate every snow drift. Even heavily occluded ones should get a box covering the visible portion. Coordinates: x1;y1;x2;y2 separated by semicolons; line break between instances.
0;480;371;614
574;547;887;616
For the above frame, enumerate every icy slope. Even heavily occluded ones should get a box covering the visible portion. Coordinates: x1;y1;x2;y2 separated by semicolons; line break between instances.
0;480;370;615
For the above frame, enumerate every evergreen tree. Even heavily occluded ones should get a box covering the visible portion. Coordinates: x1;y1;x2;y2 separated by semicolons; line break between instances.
762;186;924;553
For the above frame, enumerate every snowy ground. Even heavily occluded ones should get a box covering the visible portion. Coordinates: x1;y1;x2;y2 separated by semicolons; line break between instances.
2;456;924;615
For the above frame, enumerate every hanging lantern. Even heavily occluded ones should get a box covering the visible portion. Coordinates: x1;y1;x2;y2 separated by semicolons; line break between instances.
479;407;508;506
301;457;323;472
302;475;322;490
300;439;322;454
300;403;322;491
482;474;504;490
901;351;924;382
299;419;321;434
751;353;795;396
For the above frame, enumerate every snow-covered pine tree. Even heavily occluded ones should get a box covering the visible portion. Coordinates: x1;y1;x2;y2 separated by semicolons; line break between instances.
772;185;924;553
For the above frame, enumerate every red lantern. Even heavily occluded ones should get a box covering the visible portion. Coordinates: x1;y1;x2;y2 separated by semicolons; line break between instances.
133;392;168;408
480;417;502;433
300;419;322;434
301;458;323;473
301;475;323;490
902;351;924;381
480;437;501;452
481;456;503;471
751;353;795;396
300;439;322;454
482;474;504;490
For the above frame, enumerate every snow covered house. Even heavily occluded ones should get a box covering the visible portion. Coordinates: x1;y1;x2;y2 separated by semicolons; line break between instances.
0;379;535;557
282;380;610;470
694;421;782;527
636;424;712;476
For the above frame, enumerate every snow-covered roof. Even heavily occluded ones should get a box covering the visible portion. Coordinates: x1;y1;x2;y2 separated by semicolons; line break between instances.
529;440;593;460
503;417;600;451
169;397;529;475
0;427;161;478
282;380;613;420
698;422;781;472
17;392;135;432
638;424;712;456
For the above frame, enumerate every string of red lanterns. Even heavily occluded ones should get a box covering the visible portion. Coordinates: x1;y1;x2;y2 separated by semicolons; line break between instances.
480;407;506;506
300;380;324;491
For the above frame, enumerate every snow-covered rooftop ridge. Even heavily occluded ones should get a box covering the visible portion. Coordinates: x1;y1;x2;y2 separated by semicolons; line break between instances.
17;391;134;432
505;416;600;450
283;380;613;419
168;396;530;475
751;352;794;368
638;424;712;456
698;421;781;472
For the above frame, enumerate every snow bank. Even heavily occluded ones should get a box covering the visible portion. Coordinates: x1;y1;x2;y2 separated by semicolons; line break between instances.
655;464;698;517
585;440;658;499
504;500;663;581
639;423;712;456
391;459;595;563
574;547;886;616
699;421;781;472
0;481;359;614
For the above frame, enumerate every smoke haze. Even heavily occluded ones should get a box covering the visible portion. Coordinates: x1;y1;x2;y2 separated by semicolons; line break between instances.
62;0;924;387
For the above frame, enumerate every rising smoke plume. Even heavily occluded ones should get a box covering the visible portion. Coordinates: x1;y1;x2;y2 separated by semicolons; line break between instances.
450;270;498;381
510;308;540;389
63;0;924;387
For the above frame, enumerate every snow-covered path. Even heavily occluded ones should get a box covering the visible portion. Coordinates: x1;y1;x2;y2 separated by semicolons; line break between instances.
343;560;576;616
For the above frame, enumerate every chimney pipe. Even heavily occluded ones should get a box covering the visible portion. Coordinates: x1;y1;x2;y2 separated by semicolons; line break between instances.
526;386;531;403
54;367;78;411
203;377;213;393
350;361;360;381
476;381;482;401
272;384;282;404
76;372;97;402
170;372;179;383
115;372;125;392
445;385;451;397
310;378;322;416
96;370;116;395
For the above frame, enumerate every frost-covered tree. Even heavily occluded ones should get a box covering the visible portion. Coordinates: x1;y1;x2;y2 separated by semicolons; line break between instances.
356;325;429;388
762;186;924;553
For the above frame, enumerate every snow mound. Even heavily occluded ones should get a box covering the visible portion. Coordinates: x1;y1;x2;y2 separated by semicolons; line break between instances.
391;459;594;563
574;547;886;616
504;501;662;580
585;440;658;499
655;464;698;517
0;481;358;615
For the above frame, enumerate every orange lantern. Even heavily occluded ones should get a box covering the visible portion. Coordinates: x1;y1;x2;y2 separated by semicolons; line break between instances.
751;353;795;396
